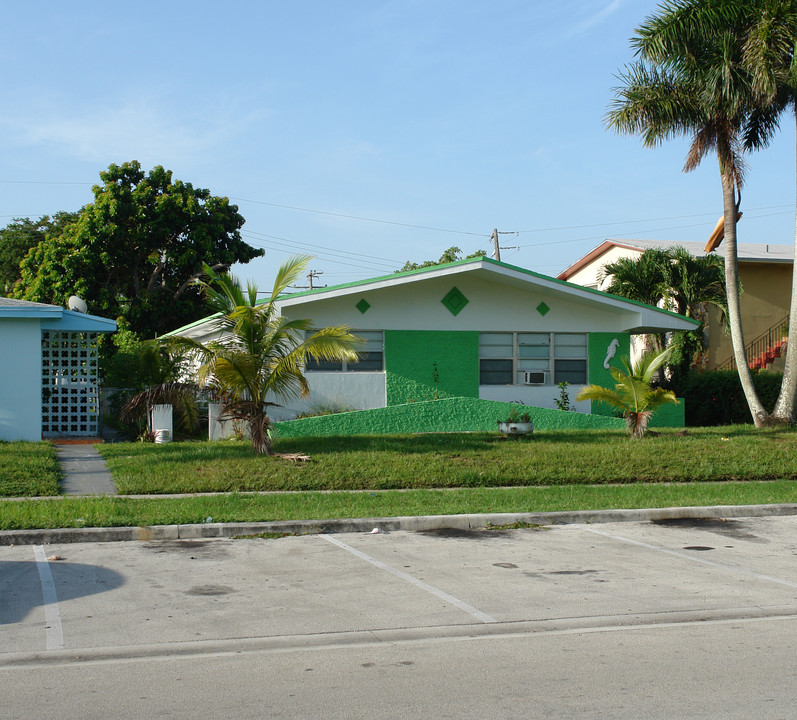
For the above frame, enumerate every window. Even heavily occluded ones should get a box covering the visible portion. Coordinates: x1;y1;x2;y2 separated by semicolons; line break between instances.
553;333;587;384
305;330;384;372
479;332;587;385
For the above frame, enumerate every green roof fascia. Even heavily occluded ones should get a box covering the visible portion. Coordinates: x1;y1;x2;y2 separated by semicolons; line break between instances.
276;256;486;301
479;257;702;327
279;255;700;326
164;255;699;336
160;311;223;338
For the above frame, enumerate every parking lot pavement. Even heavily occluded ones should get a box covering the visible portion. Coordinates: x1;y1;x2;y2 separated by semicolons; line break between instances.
3;515;797;718
2;515;797;662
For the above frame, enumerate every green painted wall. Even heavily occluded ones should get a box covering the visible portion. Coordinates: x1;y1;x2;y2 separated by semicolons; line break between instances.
587;332;630;418
384;330;479;405
273;396;625;439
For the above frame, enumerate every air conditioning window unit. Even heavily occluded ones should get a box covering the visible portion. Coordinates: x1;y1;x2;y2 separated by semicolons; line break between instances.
523;371;548;385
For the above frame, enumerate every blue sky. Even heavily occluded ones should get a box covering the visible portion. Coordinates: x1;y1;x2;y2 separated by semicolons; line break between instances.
1;0;794;291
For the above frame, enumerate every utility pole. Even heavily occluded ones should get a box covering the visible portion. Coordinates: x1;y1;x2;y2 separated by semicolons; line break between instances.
491;229;519;261
307;270;325;290
290;270;327;291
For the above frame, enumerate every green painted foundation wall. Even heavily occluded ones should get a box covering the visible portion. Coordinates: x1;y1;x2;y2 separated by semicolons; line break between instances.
384;330;478;405
273;396;625;439
587;332;630;419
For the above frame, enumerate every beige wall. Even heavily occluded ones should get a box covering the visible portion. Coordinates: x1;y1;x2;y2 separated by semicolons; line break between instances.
566;248;792;370
706;262;792;369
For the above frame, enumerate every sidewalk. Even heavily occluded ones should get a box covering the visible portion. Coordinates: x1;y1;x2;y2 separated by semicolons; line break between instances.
53;439;117;496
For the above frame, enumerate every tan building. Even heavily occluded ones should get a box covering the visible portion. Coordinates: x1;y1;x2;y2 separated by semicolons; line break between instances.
558;239;793;371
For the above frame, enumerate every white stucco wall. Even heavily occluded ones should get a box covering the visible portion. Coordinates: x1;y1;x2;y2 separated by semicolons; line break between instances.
478;384;591;412
0;319;42;441
564;246;644;290
281;272;642;334
272;372;387;420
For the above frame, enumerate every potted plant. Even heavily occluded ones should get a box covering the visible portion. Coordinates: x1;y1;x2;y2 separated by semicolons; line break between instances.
498;408;534;437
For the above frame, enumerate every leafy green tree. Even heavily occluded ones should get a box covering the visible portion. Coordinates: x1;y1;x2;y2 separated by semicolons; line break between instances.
399;246;486;272
167;257;362;454
17;161;263;338
606;1;784;426
0;212;79;294
576;348;679;439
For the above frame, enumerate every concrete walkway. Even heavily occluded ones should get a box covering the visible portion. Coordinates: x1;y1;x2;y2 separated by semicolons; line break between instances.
54;441;117;496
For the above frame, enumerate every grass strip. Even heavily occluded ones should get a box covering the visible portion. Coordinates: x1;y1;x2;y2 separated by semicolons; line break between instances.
1;481;796;531
97;427;797;495
0;442;61;497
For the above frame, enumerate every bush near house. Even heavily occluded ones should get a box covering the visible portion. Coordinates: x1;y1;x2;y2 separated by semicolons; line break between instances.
673;371;782;426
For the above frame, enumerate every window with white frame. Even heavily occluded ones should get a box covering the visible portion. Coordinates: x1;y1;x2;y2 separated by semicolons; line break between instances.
305;330;384;372
479;332;587;385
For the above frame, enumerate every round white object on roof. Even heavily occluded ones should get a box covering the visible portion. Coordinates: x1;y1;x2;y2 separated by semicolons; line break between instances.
67;295;88;313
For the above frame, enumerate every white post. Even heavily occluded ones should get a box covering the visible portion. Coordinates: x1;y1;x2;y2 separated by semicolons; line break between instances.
151;404;173;443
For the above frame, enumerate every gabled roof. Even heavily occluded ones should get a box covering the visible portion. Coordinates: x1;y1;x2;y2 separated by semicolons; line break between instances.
167;256;698;338
558;238;794;281
0;297;117;332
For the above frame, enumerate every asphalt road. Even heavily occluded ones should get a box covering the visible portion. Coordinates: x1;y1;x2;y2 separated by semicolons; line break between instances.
2;516;797;718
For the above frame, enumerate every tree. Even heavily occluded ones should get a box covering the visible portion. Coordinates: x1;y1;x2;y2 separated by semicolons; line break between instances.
607;1;784;426
0;212;79;295
399;246;486;272
167;257;362;454
17;161;264;338
576;348;679;439
740;0;797;421
602;248;727;375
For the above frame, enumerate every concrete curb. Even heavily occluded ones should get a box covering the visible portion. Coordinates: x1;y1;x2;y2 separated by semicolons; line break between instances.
2;503;797;546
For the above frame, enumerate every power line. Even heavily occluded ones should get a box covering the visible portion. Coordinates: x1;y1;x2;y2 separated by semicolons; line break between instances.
231;196;488;237
243;228;402;266
513;204;794;234
516;210;795;249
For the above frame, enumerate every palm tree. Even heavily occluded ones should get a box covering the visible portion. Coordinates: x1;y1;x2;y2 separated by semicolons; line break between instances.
168;256;362;454
576;349;679;439
602;248;675;354
607;1;776;426
741;0;797;421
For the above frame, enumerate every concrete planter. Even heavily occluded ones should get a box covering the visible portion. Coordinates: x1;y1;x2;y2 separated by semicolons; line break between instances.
497;421;534;437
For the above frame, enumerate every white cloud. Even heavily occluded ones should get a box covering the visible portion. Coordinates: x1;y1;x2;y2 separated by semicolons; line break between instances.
3;93;269;169
566;0;624;38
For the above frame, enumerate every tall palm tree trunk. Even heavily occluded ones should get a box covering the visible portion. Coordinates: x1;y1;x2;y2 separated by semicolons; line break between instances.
721;168;768;427
772;108;797;423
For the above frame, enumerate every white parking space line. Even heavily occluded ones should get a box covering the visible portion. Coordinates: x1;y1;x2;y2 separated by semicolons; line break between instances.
580;526;797;589
32;546;64;650
321;535;498;624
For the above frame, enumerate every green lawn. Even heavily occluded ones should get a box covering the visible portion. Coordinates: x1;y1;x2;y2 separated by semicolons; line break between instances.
0;442;61;497
1;427;795;531
1;480;796;531
97;426;797;495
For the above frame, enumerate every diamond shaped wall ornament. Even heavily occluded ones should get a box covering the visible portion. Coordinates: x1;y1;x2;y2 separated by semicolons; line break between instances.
536;301;550;317
356;298;371;314
441;286;469;316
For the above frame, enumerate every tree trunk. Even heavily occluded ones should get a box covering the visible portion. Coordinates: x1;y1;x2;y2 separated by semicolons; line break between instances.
720;169;768;426
771;109;797;423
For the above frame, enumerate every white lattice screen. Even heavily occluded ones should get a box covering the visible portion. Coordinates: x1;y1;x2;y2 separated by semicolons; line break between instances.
41;331;100;437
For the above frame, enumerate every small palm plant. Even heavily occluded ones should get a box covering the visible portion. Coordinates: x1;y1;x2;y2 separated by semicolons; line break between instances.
576;348;678;439
168;256;362;454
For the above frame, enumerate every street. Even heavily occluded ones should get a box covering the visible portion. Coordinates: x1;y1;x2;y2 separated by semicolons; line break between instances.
2;516;797;718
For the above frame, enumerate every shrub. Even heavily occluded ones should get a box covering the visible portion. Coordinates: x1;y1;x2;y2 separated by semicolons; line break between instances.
673;370;782;426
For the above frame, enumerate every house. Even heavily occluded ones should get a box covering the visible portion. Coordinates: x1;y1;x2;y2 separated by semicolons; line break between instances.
0;298;116;442
558;239;794;370
169;257;696;425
